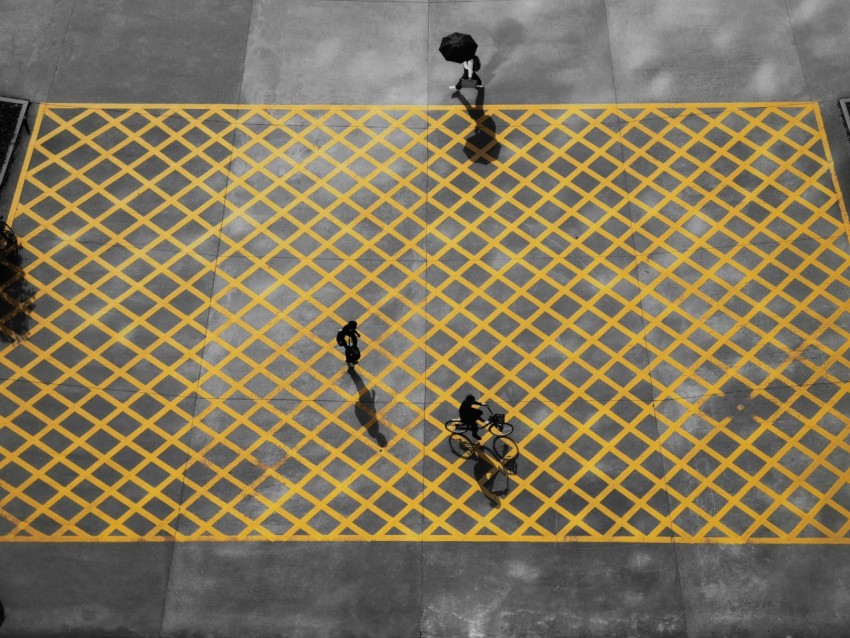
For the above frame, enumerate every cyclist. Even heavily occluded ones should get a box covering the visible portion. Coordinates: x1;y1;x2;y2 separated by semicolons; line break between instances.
459;394;488;440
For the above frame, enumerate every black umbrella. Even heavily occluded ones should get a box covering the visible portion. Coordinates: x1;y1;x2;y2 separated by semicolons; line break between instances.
440;33;477;63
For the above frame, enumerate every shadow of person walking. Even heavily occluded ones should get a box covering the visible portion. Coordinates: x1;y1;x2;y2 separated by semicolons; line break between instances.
347;367;387;448
452;87;501;165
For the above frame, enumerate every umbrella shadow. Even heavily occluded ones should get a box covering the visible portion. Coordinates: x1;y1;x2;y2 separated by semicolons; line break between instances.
347;368;387;448
452;87;501;165
0;222;35;343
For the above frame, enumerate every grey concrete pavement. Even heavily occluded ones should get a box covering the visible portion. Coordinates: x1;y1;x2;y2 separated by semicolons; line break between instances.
3;542;850;637
2;2;850;637
606;0;809;103
48;0;253;104
241;0;429;105
2;0;849;106
0;2;74;103
0;542;175;637
787;0;850;103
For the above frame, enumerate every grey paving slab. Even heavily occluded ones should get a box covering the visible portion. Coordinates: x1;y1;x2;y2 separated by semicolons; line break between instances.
654;385;850;539
160;541;422;638
424;251;652;405
198;254;427;403
49;0;252;103
0;1;73;103
606;0;809;103
0;541;174;637
638;234;850;399
241;0;428;105
619;104;846;254
676;544;850;637
424;109;634;258
0;237;217;395
11;109;234;255
542;398;673;540
427;0;617;106
0;378;196;539
421;542;686;637
220;119;429;262
788;0;850;103
177;395;424;539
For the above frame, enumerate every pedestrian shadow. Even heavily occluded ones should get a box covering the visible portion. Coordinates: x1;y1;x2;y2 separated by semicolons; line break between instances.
0;222;35;344
347;368;387;448
452;87;501;165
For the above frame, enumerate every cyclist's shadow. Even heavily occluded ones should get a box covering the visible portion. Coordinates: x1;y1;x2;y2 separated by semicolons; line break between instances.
474;456;509;508
347;368;387;448
448;433;517;508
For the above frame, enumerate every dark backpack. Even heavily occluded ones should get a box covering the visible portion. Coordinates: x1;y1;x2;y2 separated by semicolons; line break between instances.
345;345;361;364
472;56;481;72
336;330;346;346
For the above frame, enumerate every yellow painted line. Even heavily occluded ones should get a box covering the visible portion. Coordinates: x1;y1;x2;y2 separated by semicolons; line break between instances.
1;102;849;543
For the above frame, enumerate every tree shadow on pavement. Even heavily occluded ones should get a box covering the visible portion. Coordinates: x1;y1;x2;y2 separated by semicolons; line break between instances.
0;221;35;344
452;87;501;165
347;367;387;448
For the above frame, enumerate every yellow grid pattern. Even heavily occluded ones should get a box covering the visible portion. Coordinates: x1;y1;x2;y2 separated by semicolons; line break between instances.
1;102;849;542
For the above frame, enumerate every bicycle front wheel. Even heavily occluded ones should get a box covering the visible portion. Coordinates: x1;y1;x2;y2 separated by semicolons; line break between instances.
444;420;467;434
491;437;518;463
449;433;476;459
489;421;514;437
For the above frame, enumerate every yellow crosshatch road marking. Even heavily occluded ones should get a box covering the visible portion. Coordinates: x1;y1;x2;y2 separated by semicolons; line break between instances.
1;102;850;543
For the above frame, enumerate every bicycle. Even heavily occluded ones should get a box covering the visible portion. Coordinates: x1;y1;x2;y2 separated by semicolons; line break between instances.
444;403;514;438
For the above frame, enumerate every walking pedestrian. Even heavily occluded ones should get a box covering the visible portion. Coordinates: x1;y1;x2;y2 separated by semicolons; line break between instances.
336;320;361;368
450;55;483;91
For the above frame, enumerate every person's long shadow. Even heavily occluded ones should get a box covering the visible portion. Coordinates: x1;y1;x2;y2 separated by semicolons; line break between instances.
452;87;501;165
347;368;387;448
473;456;509;508
0;223;35;343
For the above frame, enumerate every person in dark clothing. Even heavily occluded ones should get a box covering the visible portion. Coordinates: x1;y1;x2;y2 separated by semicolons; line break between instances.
337;320;361;367
341;320;360;346
451;55;483;91
459;394;488;440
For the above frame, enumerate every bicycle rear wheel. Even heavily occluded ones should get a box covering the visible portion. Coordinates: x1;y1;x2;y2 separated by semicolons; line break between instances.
449;433;476;459
444;420;467;434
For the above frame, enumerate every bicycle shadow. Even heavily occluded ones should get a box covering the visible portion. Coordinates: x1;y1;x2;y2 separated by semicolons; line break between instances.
449;434;517;508
347;368;387;448
452;87;501;165
474;456;509;508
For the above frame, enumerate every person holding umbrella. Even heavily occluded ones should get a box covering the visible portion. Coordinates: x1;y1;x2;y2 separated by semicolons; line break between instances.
440;32;483;91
